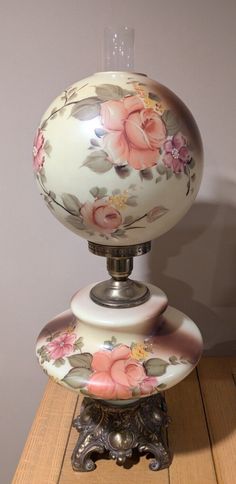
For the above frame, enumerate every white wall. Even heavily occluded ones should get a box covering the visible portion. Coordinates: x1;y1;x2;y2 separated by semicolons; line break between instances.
0;0;235;481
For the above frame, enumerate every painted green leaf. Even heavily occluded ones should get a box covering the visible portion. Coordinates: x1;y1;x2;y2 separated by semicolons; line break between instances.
70;96;100;106
139;168;153;181
123;215;134;225
38;168;47;184
146;206;169;223
67;87;77;97
71;97;101;120
74;337;84;351
143;358;169;376
61;193;81;215
41;120;48;130
103;336;117;350
90;186;109;201
68;352;92;369
155;176;162;183
132;387;141;397
37;345;50;363
90;186;99;198
103;340;114;350
62;367;92;389
84;151;113;173
149;92;161;102
162;110;180;135
156;163;166;175
74;104;100;120
126;196;138;207
169;355;179;365
95;128;107;138
97;187;108;199
65;215;85;230
53;358;65;367
188;158;195;169
184;165;190;176
95;84;132;101
48;190;56;200
166;168;173;180
90;138;100;147
44;140;52;156
112;229;127;238
115;165;131;178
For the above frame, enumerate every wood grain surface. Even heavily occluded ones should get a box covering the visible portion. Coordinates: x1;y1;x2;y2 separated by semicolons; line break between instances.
198;357;236;484
12;381;78;484
13;357;236;484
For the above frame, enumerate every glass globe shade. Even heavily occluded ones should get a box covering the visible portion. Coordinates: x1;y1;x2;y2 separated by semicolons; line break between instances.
33;71;203;245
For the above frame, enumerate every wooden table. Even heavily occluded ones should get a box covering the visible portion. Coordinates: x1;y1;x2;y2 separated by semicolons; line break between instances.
13;357;236;484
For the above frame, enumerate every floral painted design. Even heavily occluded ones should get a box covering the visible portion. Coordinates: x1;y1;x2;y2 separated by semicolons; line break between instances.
36;80;196;183
80;198;122;235
131;342;149;360
37;332;191;400
87;345;148;399
100;96;167;170
34;78;198;240
163;132;191;173
33;129;45;172
47;332;77;360
37;326;84;367
35;181;169;240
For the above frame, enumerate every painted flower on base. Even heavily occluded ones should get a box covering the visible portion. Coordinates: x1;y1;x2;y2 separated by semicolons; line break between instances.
163;132;191;173
87;345;148;399
101;96;167;170
37;331;193;399
140;377;158;395
33;129;45;172
80;199;122;234
47;332;77;359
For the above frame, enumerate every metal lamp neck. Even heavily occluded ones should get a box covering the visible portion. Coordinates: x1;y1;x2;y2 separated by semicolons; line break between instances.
88;242;151;309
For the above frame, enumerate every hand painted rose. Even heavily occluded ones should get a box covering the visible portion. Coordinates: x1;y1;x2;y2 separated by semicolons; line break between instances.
101;96;166;170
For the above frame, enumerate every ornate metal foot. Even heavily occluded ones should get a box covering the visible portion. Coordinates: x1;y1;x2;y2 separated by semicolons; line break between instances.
72;393;171;472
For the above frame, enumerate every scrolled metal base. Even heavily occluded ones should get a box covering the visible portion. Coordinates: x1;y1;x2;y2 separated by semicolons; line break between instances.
72;394;171;472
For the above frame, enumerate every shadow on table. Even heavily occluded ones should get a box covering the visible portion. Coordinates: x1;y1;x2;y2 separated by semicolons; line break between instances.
146;197;236;455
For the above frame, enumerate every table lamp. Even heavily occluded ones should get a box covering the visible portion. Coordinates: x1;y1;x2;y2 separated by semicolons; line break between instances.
34;27;203;472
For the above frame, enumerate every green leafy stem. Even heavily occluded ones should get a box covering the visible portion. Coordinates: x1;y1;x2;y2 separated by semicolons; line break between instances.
40;83;89;130
37;175;76;216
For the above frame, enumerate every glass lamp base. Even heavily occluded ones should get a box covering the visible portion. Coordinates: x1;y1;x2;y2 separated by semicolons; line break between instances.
72;393;171;472
36;283;202;400
36;282;202;472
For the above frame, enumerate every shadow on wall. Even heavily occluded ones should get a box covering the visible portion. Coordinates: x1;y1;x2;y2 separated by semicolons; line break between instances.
147;197;236;356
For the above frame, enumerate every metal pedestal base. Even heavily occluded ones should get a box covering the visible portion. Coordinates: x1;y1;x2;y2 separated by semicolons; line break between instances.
72;393;171;472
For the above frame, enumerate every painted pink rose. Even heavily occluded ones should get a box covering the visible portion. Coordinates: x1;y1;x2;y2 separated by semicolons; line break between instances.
33;129;45;172
87;345;146;400
140;376;158;395
163;132;191;173
101;96;166;170
80;199;122;234
47;332;77;360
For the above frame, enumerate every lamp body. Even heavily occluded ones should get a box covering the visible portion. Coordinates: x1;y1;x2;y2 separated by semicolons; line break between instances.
36;283;202;404
33;71;203;246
